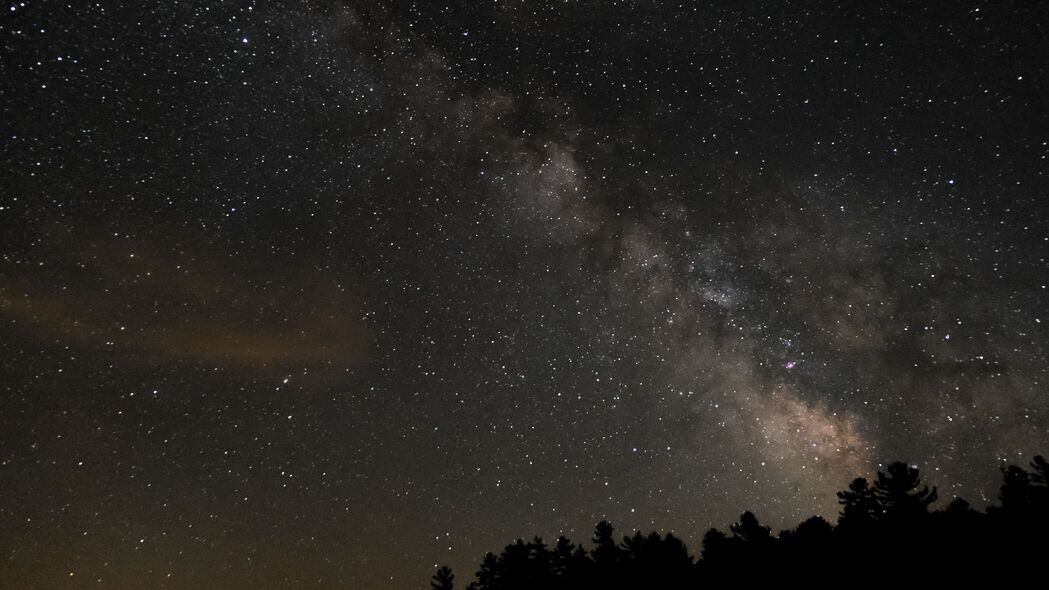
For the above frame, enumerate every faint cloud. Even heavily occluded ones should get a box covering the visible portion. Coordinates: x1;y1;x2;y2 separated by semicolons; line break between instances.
0;232;370;378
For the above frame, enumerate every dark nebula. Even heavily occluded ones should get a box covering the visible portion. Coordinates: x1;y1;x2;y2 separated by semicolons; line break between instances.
1;2;1046;588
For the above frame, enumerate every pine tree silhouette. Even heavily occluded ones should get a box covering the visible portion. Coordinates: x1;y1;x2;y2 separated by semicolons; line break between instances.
469;553;498;590
446;453;1049;587
590;520;620;566
729;511;772;544
431;565;454;590
1031;455;1049;486
550;535;576;580
837;477;878;529
872;462;937;519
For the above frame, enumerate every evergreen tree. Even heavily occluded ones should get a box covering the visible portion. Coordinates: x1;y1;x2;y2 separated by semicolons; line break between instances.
1031;455;1049;486
837;477;878;529
431;566;454;590
730;511;772;544
550;535;576;580
996;464;1033;515
591;520;620;566
793;515;833;541
872;462;937;519
446;453;1049;587
700;527;730;562
470;553;499;590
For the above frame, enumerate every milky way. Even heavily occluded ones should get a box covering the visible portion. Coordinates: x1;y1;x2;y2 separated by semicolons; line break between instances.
2;2;1047;588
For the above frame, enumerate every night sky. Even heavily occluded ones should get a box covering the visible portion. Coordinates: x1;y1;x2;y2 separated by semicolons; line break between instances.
2;1;1047;588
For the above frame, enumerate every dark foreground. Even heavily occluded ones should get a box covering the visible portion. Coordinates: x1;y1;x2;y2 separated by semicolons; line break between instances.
431;455;1049;588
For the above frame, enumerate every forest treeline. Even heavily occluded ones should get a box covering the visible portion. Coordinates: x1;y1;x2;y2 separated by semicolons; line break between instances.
430;455;1049;588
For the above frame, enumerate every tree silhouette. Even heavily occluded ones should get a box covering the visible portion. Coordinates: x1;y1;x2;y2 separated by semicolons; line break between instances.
729;511;772;544
1031;455;1049;486
944;497;976;514
469;553;498;590
791;515;833;542
837;477;878;530
872;462;937;519
778;516;834;574
590;520;620;567
550;535;575;580
588;521;621;587
1029;456;1049;522
499;538;539;588
990;455;1049;541
445;453;1049;587
620;530;694;587
990;464;1034;523
700;527;732;562
431;565;454;590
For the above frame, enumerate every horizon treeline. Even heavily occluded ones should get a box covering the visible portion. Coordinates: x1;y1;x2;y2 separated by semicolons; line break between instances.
430;454;1049;588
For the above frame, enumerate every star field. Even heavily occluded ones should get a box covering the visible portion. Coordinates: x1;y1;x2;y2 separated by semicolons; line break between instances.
1;2;1047;588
